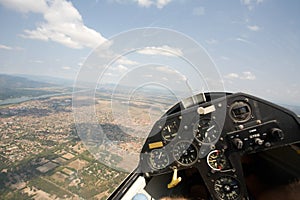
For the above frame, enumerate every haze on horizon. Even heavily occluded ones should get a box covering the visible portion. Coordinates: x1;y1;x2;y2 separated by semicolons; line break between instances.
0;0;300;105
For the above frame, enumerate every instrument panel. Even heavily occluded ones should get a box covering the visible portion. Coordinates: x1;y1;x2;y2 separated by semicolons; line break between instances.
173;141;198;166
161;120;179;141
139;92;300;200
193;117;220;144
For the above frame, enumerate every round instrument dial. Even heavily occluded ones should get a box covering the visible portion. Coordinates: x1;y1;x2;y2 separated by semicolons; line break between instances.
193;118;220;144
161;121;179;141
148;149;169;170
173;141;198;166
229;101;252;123
207;150;228;171
214;176;241;200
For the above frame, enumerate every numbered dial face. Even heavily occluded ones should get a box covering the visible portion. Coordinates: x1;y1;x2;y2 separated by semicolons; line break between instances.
161;120;179;141
193;118;220;144
229;101;252;123
148;149;169;170
173;141;198;166
214;176;241;200
207;150;228;171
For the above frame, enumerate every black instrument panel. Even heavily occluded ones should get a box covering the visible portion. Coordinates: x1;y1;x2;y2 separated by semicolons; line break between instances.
139;92;300;200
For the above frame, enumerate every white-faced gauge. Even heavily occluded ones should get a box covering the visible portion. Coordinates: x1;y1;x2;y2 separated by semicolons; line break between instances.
207;150;228;171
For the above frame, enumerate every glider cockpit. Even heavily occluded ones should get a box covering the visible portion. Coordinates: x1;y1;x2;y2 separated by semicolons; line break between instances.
109;92;300;200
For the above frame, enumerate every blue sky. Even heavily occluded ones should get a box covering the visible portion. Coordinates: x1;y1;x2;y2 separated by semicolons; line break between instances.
0;0;300;105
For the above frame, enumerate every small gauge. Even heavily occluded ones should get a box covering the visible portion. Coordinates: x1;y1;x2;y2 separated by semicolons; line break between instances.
207;150;228;171
229;101;252;123
193;118;220;144
161;120;179;141
173;141;198;166
214;176;241;200
148;149;169;170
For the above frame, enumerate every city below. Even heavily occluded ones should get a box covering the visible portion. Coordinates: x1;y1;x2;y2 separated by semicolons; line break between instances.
0;74;173;199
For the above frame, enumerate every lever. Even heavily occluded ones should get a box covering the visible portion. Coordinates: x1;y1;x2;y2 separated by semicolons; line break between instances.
167;168;182;189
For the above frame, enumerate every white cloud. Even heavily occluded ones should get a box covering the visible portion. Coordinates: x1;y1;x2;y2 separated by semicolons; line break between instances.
0;44;13;50
135;0;172;8
136;0;153;7
0;44;23;51
112;64;128;73
241;0;264;10
78;62;83;67
155;66;186;81
225;71;256;80
192;7;205;16
236;37;253;45
116;57;139;65
179;74;187;81
62;66;71;70
113;0;172;8
241;0;251;6
104;72;114;77
241;71;256;80
0;0;48;13
247;25;261;31
225;73;239;79
102;65;128;78
156;0;171;9
155;66;179;74
0;0;106;49
137;45;183;57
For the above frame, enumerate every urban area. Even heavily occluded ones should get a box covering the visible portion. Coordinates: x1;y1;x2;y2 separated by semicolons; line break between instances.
0;89;172;200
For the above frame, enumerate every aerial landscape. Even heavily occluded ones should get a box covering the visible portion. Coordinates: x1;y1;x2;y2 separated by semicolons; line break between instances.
1;73;300;200
0;74;174;199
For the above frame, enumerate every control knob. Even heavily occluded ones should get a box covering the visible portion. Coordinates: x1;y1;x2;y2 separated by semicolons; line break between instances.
254;138;264;145
233;138;243;149
271;128;284;141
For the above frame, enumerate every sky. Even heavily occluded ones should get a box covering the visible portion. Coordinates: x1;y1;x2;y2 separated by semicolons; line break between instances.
0;0;300;105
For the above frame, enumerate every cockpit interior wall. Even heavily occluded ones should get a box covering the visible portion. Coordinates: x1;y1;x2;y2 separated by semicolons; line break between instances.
108;92;300;200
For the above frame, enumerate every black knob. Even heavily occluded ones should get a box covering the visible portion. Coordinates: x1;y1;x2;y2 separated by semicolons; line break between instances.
233;138;243;149
271;128;284;140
